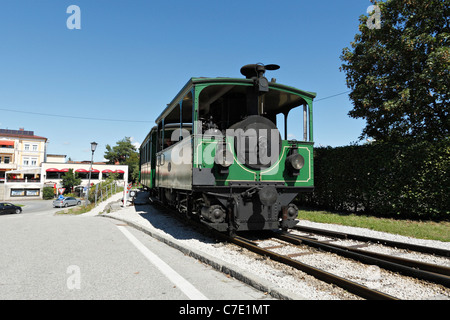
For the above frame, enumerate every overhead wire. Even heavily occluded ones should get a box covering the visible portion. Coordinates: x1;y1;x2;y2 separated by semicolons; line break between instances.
0;107;152;123
0;90;351;123
314;90;351;102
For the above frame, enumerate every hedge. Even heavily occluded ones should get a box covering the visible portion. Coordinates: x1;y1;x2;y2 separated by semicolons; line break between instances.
297;138;449;220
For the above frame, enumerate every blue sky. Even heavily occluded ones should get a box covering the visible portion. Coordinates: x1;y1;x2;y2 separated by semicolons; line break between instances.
0;0;371;162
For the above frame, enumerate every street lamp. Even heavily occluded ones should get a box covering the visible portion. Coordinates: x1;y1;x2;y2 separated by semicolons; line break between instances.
90;141;98;153
85;141;98;207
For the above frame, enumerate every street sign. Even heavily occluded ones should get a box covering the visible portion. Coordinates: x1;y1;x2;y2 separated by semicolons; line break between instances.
58;188;65;195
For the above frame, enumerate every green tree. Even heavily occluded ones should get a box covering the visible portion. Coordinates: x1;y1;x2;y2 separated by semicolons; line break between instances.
124;151;140;182
104;137;139;182
104;137;137;164
61;169;81;193
340;0;449;142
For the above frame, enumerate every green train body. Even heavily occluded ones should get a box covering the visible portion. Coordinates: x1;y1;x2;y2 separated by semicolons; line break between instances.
140;64;315;234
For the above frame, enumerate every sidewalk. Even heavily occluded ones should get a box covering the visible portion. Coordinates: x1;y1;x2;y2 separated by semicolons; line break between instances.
94;191;305;300
80;192;125;217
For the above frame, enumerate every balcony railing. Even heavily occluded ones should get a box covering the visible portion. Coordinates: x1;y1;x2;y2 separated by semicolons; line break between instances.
0;163;17;170
6;178;41;183
0;147;15;154
0;179;42;185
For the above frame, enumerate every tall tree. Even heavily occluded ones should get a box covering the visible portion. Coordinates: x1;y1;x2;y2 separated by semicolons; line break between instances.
104;137;139;182
340;0;449;142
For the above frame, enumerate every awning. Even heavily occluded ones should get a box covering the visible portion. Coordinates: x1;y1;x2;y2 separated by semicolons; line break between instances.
46;168;60;172
0;140;15;146
114;170;125;174
75;169;88;173
60;168;70;172
102;169;113;173
90;169;100;173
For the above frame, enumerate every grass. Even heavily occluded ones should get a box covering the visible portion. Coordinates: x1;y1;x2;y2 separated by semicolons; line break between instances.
298;209;450;242
56;203;96;215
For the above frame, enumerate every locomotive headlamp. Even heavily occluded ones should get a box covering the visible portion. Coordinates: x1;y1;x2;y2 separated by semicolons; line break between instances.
287;153;305;170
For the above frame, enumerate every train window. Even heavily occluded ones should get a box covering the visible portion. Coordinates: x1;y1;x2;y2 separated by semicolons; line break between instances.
161;125;192;148
198;84;310;141
164;105;181;125
276;113;286;140
287;107;303;141
142;143;146;164
199;85;248;131
162;93;193;125
157;121;164;152
276;105;310;142
159;91;193;146
181;91;193;124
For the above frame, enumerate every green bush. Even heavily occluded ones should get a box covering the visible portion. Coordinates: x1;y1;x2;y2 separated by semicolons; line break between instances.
43;187;55;200
298;139;449;220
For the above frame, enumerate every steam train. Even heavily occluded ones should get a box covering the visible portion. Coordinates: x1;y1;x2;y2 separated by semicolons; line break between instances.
140;64;315;235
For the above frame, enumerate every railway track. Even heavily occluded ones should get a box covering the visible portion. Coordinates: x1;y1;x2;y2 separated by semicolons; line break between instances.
276;232;450;287
226;234;399;300
216;228;449;300
141;196;450;300
293;225;450;257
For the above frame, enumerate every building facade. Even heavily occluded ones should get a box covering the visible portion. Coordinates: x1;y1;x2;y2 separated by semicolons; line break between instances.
41;161;128;194
0;129;129;201
0;128;47;200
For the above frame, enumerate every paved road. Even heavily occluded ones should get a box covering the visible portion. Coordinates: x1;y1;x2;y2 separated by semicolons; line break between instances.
0;205;274;300
12;198;70;215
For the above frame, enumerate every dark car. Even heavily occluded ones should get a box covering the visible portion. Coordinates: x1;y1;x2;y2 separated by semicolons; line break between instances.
0;202;22;214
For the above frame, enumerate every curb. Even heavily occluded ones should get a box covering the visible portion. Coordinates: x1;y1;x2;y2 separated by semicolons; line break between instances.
99;213;306;300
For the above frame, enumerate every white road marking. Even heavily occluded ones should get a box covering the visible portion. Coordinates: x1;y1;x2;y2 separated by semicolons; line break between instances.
0;214;23;219
116;225;208;300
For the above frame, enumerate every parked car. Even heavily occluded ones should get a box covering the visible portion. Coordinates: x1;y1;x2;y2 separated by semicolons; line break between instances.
52;197;82;208
0;202;22;214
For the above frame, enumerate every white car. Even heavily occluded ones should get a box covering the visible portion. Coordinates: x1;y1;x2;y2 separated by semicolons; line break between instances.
52;197;81;208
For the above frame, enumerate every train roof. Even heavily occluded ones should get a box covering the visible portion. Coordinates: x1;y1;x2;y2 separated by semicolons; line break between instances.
156;77;317;125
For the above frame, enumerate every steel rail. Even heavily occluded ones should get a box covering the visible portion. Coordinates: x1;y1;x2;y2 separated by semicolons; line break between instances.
294;225;450;257
227;235;398;300
277;233;450;288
